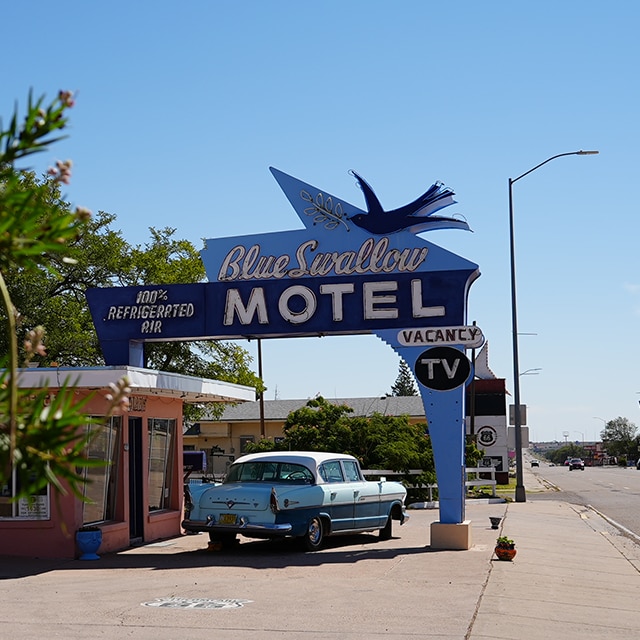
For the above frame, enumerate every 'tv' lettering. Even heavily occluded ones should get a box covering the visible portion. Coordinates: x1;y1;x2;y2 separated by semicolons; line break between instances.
419;358;460;379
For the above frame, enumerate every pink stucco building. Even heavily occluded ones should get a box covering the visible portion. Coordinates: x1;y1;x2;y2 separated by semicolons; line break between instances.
0;366;254;558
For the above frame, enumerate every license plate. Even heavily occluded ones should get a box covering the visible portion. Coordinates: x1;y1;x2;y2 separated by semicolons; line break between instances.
219;513;237;525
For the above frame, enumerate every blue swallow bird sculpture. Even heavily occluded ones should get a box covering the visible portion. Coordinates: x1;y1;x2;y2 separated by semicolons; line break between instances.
347;170;470;235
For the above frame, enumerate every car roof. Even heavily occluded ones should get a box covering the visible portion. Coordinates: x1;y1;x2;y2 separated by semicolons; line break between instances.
233;451;358;468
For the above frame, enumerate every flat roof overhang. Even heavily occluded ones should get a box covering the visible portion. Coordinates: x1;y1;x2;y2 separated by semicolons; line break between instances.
14;366;256;404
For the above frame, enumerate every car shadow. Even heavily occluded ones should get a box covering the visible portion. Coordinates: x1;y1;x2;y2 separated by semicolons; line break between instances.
0;532;442;578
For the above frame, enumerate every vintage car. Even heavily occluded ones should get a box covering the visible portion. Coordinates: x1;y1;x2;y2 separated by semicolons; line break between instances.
182;451;409;551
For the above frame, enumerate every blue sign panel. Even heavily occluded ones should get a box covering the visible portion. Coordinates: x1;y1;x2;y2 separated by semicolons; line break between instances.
87;167;480;526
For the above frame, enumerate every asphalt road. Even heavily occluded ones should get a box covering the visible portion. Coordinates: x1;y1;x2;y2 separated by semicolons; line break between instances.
528;460;640;539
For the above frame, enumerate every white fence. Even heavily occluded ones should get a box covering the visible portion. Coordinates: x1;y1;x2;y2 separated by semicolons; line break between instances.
362;467;497;499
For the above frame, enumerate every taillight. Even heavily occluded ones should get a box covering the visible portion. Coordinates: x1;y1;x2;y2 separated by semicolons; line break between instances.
270;487;279;513
183;486;194;517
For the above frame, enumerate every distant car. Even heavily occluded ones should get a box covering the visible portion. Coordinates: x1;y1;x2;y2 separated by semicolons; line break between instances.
568;458;585;471
530;460;540;467
182;451;409;551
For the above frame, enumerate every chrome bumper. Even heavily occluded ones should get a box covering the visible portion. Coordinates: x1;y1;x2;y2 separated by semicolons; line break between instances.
182;518;292;534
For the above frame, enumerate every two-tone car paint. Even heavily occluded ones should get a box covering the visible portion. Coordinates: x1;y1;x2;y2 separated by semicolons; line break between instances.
182;451;409;550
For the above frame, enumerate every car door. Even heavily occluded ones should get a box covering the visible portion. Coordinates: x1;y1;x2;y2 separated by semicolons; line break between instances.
319;460;355;531
342;459;384;530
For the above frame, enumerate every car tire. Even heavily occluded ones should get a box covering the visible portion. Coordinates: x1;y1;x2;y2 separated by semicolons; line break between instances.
379;515;393;541
301;516;324;552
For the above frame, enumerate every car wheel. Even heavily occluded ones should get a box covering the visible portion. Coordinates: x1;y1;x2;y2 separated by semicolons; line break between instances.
301;516;324;551
379;515;392;541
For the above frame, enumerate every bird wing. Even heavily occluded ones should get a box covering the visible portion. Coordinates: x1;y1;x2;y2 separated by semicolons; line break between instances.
408;183;457;218
348;170;470;234
406;216;471;234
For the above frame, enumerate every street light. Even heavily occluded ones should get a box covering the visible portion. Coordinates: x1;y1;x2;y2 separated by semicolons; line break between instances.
520;368;542;376
509;150;598;503
593;416;607;441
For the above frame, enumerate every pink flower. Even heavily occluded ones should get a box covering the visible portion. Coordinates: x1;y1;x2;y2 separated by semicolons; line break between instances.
58;90;75;107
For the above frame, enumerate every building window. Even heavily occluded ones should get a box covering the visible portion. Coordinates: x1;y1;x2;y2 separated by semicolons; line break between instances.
148;418;176;511
239;436;255;453
0;469;50;520
81;416;122;525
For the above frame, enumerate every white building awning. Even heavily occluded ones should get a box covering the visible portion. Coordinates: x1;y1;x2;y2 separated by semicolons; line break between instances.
16;366;256;404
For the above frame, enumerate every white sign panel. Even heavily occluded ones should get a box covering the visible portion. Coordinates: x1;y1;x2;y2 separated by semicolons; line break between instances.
508;426;530;449
18;495;49;519
398;325;484;348
508;404;527;426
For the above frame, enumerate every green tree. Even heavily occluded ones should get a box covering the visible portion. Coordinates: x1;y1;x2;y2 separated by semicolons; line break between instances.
0;90;130;500
601;416;637;459
0;185;264;416
390;360;418;396
465;436;484;468
545;444;586;465
244;396;485;501
0;204;129;365
247;396;436;480
281;396;355;453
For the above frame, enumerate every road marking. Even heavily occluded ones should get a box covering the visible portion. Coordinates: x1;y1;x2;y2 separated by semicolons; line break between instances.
142;597;252;609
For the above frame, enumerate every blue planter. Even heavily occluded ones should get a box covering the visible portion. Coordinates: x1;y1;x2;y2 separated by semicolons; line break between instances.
76;529;102;560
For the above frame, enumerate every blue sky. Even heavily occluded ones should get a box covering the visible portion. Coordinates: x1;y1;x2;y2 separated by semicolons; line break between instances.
3;1;639;442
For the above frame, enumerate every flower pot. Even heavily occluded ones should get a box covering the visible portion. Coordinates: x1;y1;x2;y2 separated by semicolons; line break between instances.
494;546;516;561
76;529;102;560
489;517;502;529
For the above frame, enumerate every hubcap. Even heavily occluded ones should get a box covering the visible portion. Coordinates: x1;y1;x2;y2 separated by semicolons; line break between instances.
308;519;321;543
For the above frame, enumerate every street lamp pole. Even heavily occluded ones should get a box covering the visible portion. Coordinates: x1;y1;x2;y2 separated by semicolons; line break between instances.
509;150;598;503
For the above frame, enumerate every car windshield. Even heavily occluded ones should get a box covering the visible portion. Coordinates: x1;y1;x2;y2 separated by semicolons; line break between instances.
225;461;315;484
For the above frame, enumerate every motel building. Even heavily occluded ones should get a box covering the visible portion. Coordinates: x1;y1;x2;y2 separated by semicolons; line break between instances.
0;366;254;559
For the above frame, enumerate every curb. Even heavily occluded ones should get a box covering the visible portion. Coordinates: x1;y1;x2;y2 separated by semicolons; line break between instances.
409;497;507;509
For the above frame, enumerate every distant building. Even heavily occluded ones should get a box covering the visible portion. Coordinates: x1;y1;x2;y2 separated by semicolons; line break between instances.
183;396;427;478
465;378;509;484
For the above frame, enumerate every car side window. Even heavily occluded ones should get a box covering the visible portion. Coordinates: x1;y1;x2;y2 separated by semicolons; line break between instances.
342;460;361;482
319;461;344;483
278;463;314;483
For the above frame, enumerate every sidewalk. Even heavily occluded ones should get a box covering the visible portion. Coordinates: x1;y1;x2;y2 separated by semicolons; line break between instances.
0;469;638;639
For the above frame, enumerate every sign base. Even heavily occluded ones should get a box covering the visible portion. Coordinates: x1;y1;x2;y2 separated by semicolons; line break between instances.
430;521;472;550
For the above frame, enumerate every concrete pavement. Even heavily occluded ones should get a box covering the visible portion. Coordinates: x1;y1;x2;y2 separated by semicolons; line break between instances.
0;467;638;639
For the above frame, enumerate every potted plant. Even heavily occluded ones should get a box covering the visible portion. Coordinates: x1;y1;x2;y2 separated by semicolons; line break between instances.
76;525;102;560
494;535;516;561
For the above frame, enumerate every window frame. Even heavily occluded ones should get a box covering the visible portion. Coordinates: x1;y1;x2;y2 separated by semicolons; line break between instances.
147;417;176;512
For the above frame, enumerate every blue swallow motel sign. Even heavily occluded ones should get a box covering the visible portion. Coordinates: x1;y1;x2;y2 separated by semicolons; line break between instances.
87;167;481;541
